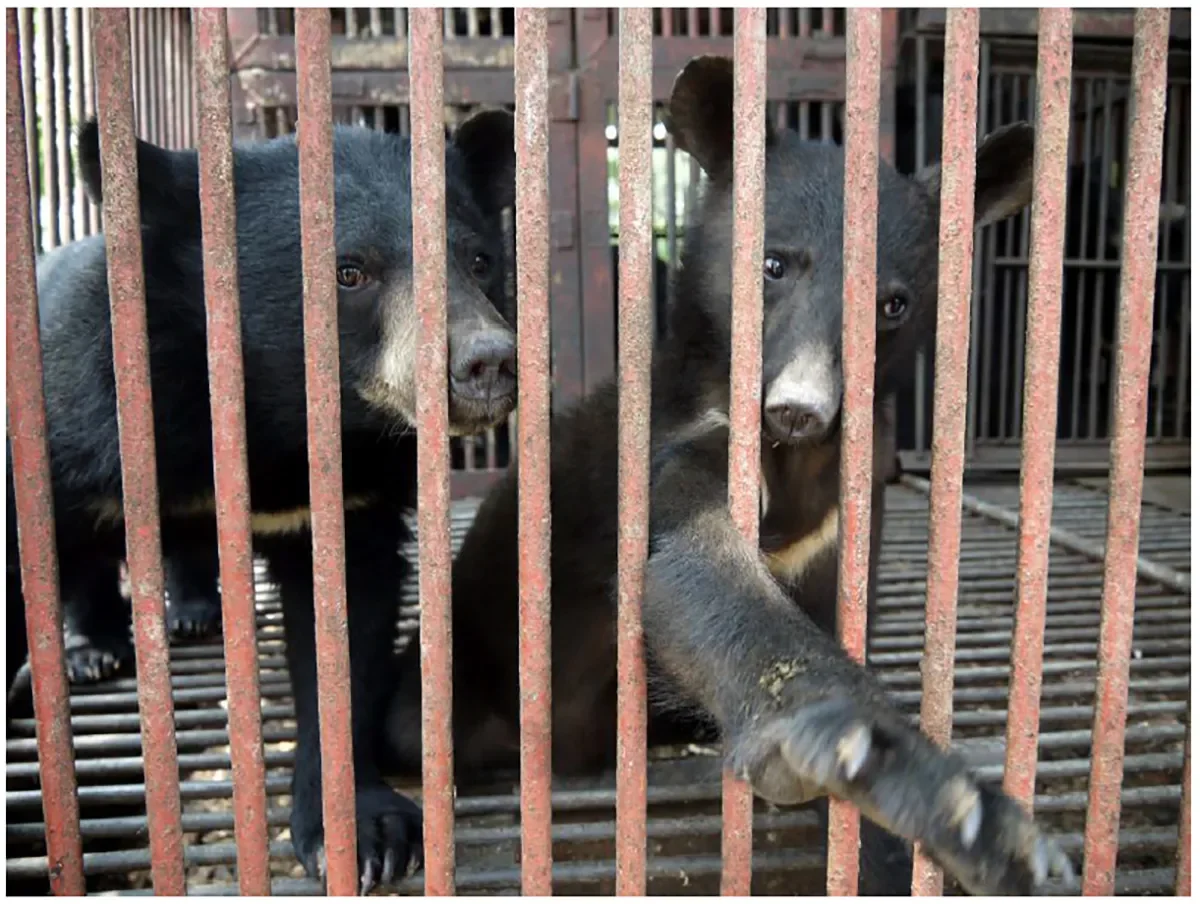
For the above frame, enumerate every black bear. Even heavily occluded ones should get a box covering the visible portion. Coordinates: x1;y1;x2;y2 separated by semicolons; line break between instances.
6;109;519;891
383;57;1073;895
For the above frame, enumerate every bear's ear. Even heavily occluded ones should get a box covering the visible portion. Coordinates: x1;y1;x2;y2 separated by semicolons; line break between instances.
667;55;774;180
915;121;1035;228
77;118;200;225
453;108;516;219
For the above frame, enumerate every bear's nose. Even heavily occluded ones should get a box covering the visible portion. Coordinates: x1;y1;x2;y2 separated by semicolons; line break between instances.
451;331;516;401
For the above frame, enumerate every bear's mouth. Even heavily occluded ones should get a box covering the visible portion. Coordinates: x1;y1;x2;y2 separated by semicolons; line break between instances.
447;390;516;437
357;378;514;437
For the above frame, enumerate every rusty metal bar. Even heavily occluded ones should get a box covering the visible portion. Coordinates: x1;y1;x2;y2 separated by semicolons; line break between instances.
514;8;553;896
408;8;457;895
1081;11;1171;895
615;7;652;897
1001;7;1072;811
826;9;880;896
5;9;86;894
910;9;979;896
193;9;271;894
91;9;186;893
720;8;766;897
1176;708;1191;895
293;9;358;896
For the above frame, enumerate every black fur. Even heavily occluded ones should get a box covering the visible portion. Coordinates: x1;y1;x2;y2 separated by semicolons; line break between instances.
6;112;519;891
383;56;1073;896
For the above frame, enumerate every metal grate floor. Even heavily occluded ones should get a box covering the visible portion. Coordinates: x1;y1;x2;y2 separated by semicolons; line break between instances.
6;479;1190;895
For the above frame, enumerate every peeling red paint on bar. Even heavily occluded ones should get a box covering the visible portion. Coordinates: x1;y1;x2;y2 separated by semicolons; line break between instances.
721;8;767;896
91;8;186;894
294;8;359;896
1002;7;1073;815
615;6;653;897
5;8;85;895
408;8;457;895
193;8;271;895
1081;9;1171;895
910;8;979;895
514;7;555;896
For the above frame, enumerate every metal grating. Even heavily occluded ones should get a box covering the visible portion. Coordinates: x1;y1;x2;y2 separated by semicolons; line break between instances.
6;480;1188;895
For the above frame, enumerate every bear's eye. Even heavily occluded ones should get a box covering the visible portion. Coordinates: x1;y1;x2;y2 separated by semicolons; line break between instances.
881;294;908;320
336;264;369;290
470;252;493;280
763;255;787;281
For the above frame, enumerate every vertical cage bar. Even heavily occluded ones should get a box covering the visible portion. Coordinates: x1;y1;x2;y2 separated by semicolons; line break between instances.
1070;81;1096;440
1175;292;1190;438
151;10;164;145
82;9;99;234
977;74;1004;444
68;8;87;240
193;9;271;894
52;9;71;244
5;10;85;894
131;10;145;139
1176;710;1192;895
409;8;457;894
169;9;180;145
1081;10;1170;894
19;9;40;249
827;9;880;895
721;9;766;896
912;33;927;454
1154;86;1182;439
1087;79;1117;440
514;7;553;895
665;122;678;311
91;9;186;892
293;8;359;895
994;76;1020;442
616;9;652;896
965;42;991;458
184;13;195;148
910;9;979;895
1008;78;1032;441
38;8;58;250
1001;7;1072;811
162;11;176;148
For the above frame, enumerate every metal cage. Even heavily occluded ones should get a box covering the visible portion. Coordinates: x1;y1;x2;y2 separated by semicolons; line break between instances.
4;6;1192;897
